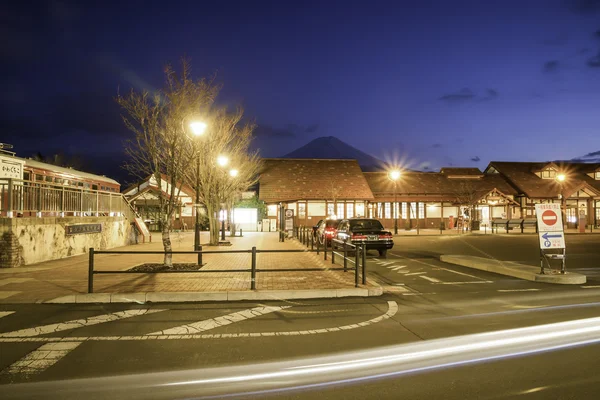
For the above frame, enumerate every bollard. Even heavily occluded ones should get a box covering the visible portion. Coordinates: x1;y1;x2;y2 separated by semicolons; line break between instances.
240;228;243;237
251;246;257;290
88;248;95;293
343;239;348;272
331;240;335;264
354;245;359;288
362;243;367;285
316;236;320;255
197;245;202;266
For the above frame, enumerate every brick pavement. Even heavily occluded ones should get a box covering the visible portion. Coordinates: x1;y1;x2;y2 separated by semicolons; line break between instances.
0;232;370;303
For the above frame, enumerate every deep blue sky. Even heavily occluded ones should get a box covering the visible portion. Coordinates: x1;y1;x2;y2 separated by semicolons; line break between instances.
2;0;600;181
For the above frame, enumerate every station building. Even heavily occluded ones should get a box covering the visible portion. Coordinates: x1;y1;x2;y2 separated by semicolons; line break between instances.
258;158;600;231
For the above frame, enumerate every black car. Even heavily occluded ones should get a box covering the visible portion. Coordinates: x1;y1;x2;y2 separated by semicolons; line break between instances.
334;218;394;258
316;219;340;245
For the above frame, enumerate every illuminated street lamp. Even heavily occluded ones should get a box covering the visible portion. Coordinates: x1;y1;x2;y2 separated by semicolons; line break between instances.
556;173;566;182
229;169;239;178
217;155;229;167
189;120;207;252
388;169;401;235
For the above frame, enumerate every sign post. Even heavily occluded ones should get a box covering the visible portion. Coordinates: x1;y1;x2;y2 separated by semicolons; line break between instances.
285;209;294;238
535;204;566;274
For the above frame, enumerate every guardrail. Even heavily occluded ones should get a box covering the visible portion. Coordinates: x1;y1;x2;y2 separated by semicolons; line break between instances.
88;239;368;293
491;218;539;234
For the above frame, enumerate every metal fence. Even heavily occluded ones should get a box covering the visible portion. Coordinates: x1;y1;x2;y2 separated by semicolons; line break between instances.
0;178;137;219
87;236;368;293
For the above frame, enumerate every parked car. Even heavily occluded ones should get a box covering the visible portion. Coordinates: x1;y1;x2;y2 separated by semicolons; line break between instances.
316;219;340;246
334;218;394;258
312;219;325;238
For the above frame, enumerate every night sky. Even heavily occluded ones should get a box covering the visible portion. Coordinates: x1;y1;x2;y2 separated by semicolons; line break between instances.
2;0;600;182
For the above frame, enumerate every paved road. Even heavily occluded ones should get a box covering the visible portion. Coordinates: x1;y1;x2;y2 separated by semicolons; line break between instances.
2;235;600;398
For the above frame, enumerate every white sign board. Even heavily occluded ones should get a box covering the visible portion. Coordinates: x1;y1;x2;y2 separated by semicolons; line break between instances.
535;204;565;249
0;156;24;179
535;204;563;232
538;230;565;249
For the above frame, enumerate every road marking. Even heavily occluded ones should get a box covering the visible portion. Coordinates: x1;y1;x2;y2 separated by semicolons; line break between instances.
581;285;600;289
420;276;441;283
405;272;426;276
434;281;493;285
509;305;547;309
388;266;407;271
0;341;82;378
0;309;165;338
0;311;15;319
0;302;398;343
498;289;541;292
0;291;20;300
402;293;437;296
148;306;290;335
0;278;34;287
390;252;487;281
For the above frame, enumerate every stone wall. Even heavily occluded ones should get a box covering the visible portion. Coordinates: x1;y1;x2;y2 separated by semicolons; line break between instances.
0;217;135;268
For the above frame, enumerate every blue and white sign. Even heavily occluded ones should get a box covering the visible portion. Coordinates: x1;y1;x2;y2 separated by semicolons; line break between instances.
538;230;565;249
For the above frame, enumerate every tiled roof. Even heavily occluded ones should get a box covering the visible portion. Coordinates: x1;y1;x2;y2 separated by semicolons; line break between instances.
258;159;374;203
487;162;600;198
439;167;483;176
364;171;518;200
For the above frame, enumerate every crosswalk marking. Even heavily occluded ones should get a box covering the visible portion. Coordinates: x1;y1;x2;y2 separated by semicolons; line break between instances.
0;278;34;287
0;311;15;319
388;266;407;271
0;341;82;378
0;309;165;338
420;276;441;283
405;272;426;276
147;306;290;335
0;291;20;300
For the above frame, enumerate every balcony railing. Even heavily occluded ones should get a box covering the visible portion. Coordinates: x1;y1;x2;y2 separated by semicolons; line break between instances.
0;178;137;219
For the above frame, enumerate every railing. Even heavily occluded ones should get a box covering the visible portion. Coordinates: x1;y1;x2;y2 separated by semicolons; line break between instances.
87;232;368;293
492;218;538;234
0;178;136;218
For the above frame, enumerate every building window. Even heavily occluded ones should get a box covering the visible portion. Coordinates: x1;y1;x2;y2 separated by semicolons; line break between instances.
377;203;383;218
393;203;399;219
409;202;417;218
596;172;600;180
298;203;306;218
355;202;364;217
541;169;556;179
402;203;407;219
268;204;278;217
337;203;344;219
566;208;577;223
418;202;425;219
347;203;354;218
308;202;325;217
327;203;335;217
23;171;31;181
384;202;391;219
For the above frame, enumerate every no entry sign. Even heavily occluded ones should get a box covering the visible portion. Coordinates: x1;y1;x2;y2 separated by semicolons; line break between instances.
535;204;563;232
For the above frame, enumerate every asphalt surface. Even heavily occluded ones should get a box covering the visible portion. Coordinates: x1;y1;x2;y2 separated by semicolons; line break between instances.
2;234;600;399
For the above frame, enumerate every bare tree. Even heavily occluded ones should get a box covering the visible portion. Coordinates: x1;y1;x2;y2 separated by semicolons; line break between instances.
327;178;342;218
187;107;261;245
117;59;219;266
453;180;484;231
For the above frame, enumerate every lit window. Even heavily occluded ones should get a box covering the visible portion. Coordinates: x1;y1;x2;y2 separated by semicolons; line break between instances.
298;203;306;218
337;203;344;219
355;202;364;217
541;169;556;179
596;172;600;180
384;203;391;219
327;203;335;217
402;203;407;219
347;203;354;218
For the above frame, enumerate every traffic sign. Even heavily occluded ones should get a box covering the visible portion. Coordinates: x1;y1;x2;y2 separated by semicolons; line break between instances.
535;204;563;232
538;231;565;249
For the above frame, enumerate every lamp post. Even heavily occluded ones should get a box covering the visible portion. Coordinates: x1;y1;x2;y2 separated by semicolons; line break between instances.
388;169;401;235
556;173;567;227
190;121;208;251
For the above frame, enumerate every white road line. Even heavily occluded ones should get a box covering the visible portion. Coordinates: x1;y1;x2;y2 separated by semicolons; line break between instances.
0;291;20;300
0;278;34;287
0;302;398;343
390;252;487;280
0;341;82;377
148;306;290;335
420;276;441;283
405;272;426;276
498;289;541;292
581;286;600;289
389;266;407;271
0;311;15;319
435;281;493;285
402;293;437;296
0;309;165;338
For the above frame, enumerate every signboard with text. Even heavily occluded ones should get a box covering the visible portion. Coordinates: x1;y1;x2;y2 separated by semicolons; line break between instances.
0;156;24;179
535;204;565;249
65;224;102;235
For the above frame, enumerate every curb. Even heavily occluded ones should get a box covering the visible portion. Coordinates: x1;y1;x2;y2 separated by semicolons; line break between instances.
440;255;586;285
45;287;383;304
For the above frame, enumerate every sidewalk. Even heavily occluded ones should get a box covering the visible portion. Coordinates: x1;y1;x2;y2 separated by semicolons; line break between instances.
390;228;600;236
0;231;379;304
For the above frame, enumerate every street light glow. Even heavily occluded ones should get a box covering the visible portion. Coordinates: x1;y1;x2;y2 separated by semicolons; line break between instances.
189;121;207;136
217;155;229;167
229;169;239;177
557;173;566;182
389;170;401;181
